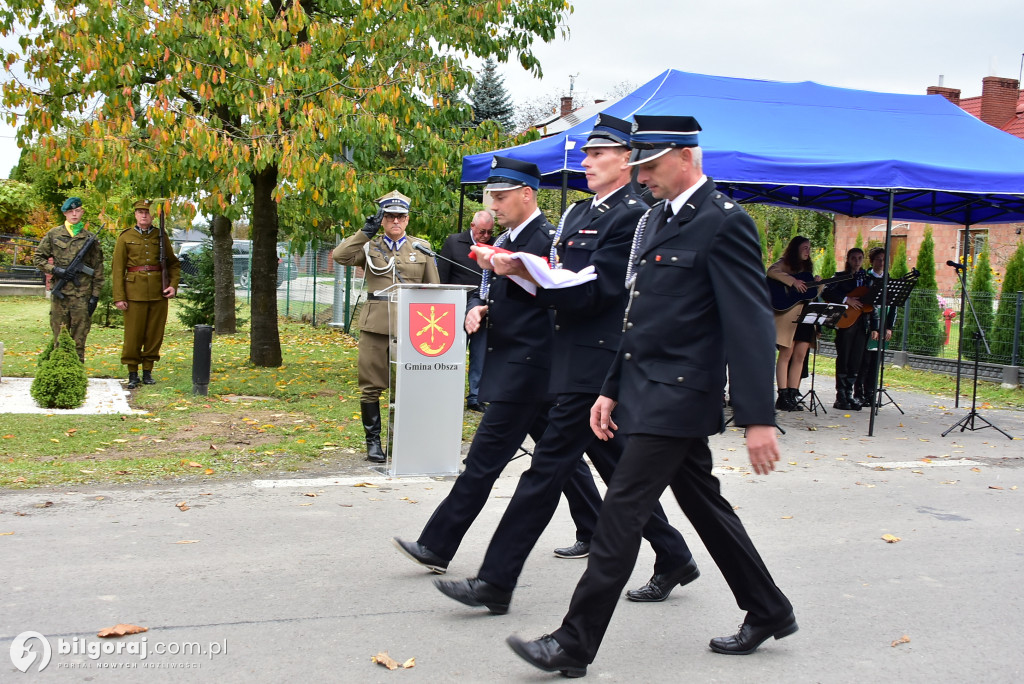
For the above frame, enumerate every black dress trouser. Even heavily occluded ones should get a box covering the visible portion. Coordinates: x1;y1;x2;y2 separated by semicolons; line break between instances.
552;433;793;664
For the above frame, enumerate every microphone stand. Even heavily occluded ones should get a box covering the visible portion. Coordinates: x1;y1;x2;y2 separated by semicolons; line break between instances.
941;263;1013;439
413;243;482;279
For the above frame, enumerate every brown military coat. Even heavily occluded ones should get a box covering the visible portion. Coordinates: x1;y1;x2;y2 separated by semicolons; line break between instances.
111;227;181;302
332;231;440;335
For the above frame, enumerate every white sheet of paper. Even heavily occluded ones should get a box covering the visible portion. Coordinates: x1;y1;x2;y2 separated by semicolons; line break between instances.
506;252;597;295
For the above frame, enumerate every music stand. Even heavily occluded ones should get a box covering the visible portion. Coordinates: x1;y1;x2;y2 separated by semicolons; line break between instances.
796;302;847;416
867;271;918;415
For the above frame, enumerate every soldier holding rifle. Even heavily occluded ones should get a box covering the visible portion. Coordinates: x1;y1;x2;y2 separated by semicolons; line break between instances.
33;196;105;363
111;199;180;389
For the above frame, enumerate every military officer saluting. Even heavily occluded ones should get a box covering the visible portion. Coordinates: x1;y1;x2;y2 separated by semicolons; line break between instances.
33;196;105;363
333;191;440;463
111;199;181;389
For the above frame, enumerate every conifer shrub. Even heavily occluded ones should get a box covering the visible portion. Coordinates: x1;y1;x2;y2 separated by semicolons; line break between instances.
31;327;88;409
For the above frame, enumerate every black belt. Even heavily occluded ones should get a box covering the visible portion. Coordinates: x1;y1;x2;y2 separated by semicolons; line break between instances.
367;294;389;301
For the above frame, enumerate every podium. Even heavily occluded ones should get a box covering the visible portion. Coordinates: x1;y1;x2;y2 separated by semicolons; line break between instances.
377;283;474;476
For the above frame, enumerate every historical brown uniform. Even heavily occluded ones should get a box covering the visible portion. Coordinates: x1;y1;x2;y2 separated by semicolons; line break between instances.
111;225;180;372
332;230;439;401
33;225;105;362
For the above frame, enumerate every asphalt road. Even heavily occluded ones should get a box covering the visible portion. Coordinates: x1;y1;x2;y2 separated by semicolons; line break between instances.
2;386;1022;682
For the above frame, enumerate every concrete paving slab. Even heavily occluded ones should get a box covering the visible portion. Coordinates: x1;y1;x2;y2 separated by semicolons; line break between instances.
0;377;139;415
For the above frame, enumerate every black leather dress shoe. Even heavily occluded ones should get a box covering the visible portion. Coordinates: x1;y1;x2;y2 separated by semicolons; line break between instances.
507;634;587;678
553;540;590;559
391;537;448;574
433;577;512;615
709;614;798;655
625;558;700;602
466;402;487;413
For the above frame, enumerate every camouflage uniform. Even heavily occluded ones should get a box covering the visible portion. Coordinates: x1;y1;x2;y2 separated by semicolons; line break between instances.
111;226;181;372
33;225;105;362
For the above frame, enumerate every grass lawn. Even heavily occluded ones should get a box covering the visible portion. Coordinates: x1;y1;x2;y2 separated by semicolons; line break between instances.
1;296;482;489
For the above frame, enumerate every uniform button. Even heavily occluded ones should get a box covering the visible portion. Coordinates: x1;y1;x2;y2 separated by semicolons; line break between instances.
624;353;632;360
676;377;684;383
640;259;646;265
555;325;560;331
626;322;633;329
525;356;531;361
487;347;493;352
631;291;640;298
598;339;604;345
488;299;493;305
671;256;678;262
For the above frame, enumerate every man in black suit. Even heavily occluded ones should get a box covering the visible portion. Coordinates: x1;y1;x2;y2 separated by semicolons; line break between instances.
507;115;796;678
437;210;495;412
392;156;603;578
433;115;696;615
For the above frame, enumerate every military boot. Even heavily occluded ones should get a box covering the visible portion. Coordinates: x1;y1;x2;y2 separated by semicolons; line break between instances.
361;401;386;463
142;370;156;385
126;372;141;389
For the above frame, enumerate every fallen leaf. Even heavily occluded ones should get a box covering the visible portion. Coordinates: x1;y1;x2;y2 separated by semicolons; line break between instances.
13;476;26;483
353;482;379;488
188;462;203;468
209;444;218;451
80;469;95;474
34;501;54;508
176;501;190;512
989;486;1004;490
113;439;128;443
781;515;793;519
66;429;77;435
175;540;200;544
2;435;13;439
371;652;399;670
787;461;797;465
882;534;901;543
97;624;148;638
0;531;13;536
204;469;214;475
304;493;317;498
855;482;876;488
891;635;911;647
402;657;415;669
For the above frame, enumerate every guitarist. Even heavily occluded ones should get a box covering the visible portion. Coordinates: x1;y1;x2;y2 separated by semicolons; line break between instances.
824;247;869;410
767;236;820;411
855;247;898;407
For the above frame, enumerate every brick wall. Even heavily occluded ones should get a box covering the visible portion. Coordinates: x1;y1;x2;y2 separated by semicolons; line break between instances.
979;77;1020;128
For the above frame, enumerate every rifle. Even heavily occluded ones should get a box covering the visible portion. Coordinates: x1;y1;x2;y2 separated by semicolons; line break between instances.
159;203;170;293
51;234;98;300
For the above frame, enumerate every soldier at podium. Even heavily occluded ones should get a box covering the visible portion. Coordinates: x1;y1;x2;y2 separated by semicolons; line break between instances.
333;191;439;462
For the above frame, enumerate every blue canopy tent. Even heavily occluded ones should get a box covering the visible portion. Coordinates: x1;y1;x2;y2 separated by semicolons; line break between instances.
460;69;1024;435
462;69;1024;224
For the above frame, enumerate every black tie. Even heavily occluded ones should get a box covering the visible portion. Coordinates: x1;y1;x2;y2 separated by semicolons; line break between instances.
657;206;674;233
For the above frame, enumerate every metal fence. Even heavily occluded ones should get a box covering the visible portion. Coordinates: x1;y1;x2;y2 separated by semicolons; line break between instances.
0;234;44;284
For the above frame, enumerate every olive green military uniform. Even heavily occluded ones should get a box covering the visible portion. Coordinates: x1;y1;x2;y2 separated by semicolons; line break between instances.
111;226;181;372
332;231;440;401
33;225;105;362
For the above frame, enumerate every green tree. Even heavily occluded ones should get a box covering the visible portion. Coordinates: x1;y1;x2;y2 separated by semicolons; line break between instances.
854;230;863;252
0;179;38;234
31;327;87;409
961;247;995;361
990;242;1024;364
820;229;837;279
2;0;570;367
470;58;515;132
890;241;909;278
906;226;944;355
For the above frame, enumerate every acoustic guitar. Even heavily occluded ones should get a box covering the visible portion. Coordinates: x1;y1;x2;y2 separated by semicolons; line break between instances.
835;268;919;329
767;271;856;312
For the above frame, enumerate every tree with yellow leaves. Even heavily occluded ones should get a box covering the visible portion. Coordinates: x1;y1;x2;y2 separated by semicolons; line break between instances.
2;0;569;365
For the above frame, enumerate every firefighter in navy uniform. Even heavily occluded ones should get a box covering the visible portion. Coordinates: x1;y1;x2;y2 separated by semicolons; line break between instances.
332;191;440;462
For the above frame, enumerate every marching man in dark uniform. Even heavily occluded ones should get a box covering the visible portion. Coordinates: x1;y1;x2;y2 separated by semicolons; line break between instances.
33;197;105;363
437;210;496;412
111;200;180;389
432;115;697;615
332;191;440;463
507;116;796;678
392;157;603;579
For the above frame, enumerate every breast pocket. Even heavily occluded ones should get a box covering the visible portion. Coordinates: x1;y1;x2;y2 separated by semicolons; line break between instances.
648;248;697;295
560;237;598;272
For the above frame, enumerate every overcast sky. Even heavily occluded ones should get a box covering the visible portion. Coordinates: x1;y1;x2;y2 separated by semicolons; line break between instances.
2;0;1022;179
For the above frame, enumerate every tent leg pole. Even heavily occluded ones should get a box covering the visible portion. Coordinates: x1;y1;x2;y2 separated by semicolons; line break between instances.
869;190;896;437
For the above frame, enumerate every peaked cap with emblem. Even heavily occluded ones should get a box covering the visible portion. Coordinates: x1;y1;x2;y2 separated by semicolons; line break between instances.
485;156;541;192
581;113;633;150
627;115;702;166
133;199;153;211
377;190;411;214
